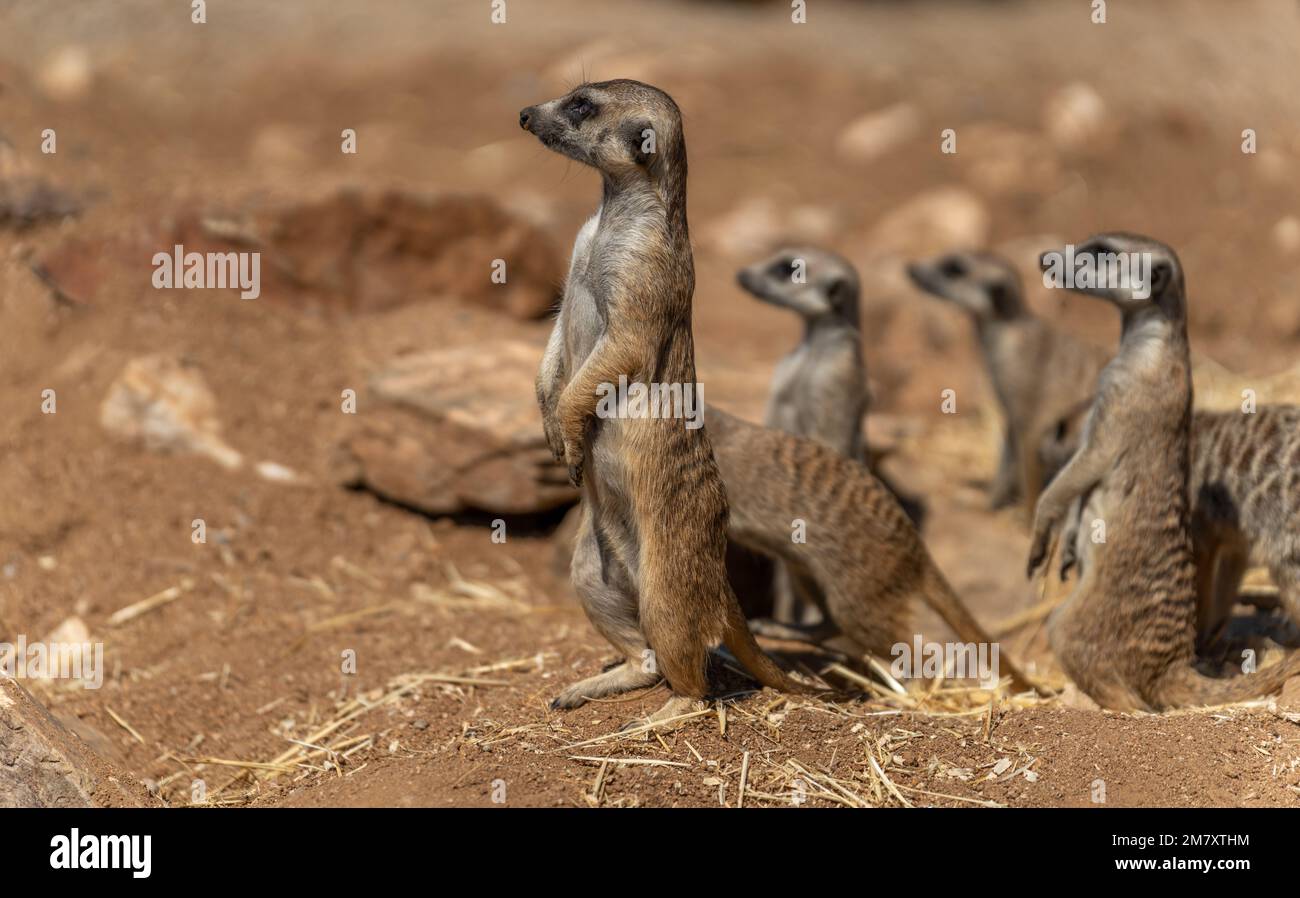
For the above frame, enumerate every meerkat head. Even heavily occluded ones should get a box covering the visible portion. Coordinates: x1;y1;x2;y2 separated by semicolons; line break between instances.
519;80;685;186
906;251;1026;322
1042;233;1185;321
736;246;860;326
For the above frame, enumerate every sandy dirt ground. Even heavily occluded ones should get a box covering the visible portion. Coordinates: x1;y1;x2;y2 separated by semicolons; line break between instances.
3;0;1300;807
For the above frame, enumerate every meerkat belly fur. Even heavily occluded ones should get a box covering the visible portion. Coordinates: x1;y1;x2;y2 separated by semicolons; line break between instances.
1026;233;1300;710
522;80;805;722
907;252;1110;514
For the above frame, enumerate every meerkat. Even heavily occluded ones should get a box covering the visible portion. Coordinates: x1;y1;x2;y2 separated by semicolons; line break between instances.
1026;233;1300;710
705;406;1039;694
737;246;923;623
1055;404;1300;652
907;252;1110;513
521;80;806;724
738;246;864;626
739;246;869;460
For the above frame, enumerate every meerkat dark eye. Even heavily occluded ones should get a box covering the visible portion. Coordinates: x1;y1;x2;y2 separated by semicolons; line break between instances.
768;259;797;280
939;258;967;278
565;97;596;125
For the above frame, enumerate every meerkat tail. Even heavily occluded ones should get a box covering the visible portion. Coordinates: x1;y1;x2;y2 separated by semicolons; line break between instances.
919;564;1043;695
721;595;812;695
1153;653;1300;709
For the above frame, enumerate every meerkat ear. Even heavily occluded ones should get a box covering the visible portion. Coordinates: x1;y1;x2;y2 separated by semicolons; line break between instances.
1149;260;1172;296
988;282;1014;316
623;119;656;165
825;278;851;310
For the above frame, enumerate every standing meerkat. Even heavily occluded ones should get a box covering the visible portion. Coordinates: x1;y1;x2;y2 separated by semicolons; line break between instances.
1056;404;1300;651
1027;233;1300;710
907;252;1109;513
705;407;1039;694
521;80;806;723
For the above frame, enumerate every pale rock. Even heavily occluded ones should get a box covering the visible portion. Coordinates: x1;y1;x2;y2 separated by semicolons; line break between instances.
39;46;93;102
1272;215;1300;255
100;355;244;470
867;187;990;260
836;103;920;163
1043;82;1111;151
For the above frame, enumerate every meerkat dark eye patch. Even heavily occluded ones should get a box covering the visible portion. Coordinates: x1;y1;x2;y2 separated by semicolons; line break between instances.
768;258;797;280
939;257;967;278
564;96;597;126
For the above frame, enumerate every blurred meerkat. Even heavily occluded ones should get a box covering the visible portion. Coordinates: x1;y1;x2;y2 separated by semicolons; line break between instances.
522;80;806;724
1027;233;1300;710
737;246;874;623
906;251;1109;513
1055;404;1300;652
705;406;1039;694
738;247;868;460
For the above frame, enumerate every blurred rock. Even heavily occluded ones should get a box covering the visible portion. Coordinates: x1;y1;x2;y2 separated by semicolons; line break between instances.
333;340;576;515
0;675;145;807
1043;82;1112;151
255;461;305;484
173;191;561;319
0;126;70;235
100;355;244;470
957;124;1060;197
835;103;920;163
866;187;989;259
1272;215;1300;255
1279;676;1300;712
38;46;93;102
702;197;837;260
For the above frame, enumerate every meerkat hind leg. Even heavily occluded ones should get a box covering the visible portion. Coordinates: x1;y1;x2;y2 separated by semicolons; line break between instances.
553;509;660;710
620;694;701;732
551;661;663;710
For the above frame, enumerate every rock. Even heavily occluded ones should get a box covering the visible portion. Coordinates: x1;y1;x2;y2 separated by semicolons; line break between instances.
866;187;990;259
1272;216;1300;255
172;191;561;319
702;197;838;260
255;461;305;484
100;355;244;470
38;46;93;102
333;340;576;515
836;103;920;163
1279;676;1300;712
0;675;145;807
1043;82;1111;151
956;124;1060;197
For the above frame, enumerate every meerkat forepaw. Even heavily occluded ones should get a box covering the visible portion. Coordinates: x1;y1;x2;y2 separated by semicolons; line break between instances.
562;443;585;487
1026;529;1052;579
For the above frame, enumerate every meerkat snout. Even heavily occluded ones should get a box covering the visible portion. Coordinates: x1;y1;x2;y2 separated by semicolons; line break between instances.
518;107;535;130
